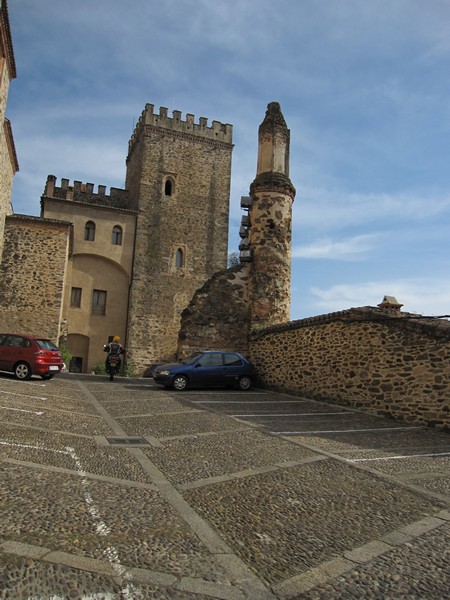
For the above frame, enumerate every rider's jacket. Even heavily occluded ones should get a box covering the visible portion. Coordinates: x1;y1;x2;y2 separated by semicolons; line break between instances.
104;342;124;363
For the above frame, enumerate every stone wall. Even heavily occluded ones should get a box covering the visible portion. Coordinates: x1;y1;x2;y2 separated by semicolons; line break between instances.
0;0;17;263
178;264;251;359
0;215;71;342
249;307;450;430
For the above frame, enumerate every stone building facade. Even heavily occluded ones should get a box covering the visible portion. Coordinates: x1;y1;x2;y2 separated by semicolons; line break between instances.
35;104;233;373
41;177;137;372
0;0;18;260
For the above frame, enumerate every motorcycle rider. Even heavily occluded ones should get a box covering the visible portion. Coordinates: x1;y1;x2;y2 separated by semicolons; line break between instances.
103;336;125;380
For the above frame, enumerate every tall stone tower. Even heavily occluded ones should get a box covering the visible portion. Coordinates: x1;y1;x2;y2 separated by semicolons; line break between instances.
247;102;296;328
125;104;233;369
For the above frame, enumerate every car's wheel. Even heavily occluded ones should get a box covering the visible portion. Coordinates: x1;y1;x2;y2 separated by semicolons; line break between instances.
172;375;188;391
14;362;32;380
237;376;252;391
41;374;55;380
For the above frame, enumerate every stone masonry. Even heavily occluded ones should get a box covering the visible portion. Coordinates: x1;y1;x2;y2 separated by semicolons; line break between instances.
248;102;296;328
0;0;18;262
249;306;450;430
125;104;233;372
178;263;251;359
0;214;71;342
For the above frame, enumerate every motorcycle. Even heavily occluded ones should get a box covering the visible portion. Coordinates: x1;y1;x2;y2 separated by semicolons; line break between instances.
107;353;120;381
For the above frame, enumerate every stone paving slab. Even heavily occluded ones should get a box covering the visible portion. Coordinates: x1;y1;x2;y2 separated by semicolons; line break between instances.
188;398;350;415
0;389;100;415
285;522;450;599
99;395;200;417
1;375;449;599
267;414;421;433
0;404;113;436
184;459;445;586
116;410;251;438
142;429;320;486
0;429;154;483
410;475;450;496
348;453;450;475
0;462;230;582
291;427;450;449
0;551;242;600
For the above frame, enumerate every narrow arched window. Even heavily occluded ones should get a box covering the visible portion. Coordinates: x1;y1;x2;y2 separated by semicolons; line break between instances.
112;225;122;245
175;248;184;269
164;179;173;196
84;220;96;241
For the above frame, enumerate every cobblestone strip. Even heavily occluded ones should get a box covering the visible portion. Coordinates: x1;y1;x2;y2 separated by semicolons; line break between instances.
179;456;327;491
273;510;450;598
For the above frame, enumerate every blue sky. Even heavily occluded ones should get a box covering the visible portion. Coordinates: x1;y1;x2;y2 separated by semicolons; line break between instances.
7;0;450;320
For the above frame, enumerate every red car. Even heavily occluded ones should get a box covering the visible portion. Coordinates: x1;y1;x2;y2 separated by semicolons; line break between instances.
0;333;64;380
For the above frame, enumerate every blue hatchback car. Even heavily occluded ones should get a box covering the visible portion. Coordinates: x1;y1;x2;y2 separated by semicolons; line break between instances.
153;351;257;391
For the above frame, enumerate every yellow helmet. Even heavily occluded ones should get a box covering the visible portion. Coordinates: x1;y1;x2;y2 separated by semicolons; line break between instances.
113;336;120;342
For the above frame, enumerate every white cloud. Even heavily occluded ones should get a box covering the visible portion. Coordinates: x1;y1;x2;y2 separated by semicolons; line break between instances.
293;233;379;260
293;187;450;233
309;278;450;317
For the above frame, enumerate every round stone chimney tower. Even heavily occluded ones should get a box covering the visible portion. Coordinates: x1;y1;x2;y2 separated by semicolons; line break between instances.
247;102;296;328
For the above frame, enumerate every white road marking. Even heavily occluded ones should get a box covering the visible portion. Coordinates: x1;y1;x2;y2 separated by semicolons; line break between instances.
65;446;143;599
0;441;65;452
0;390;47;400
273;427;423;435
191;399;311;404
231;412;350;417
0;379;46;387
347;452;450;463
0;406;44;415
0;440;142;598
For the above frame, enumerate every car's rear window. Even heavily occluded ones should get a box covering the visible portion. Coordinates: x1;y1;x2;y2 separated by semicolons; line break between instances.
35;339;59;351
223;353;242;366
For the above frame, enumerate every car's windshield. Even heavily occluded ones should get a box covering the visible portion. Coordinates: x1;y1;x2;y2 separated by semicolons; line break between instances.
183;353;203;365
36;339;59;351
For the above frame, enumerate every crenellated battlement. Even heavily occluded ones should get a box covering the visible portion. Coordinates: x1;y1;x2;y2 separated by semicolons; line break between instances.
42;175;130;210
128;103;233;153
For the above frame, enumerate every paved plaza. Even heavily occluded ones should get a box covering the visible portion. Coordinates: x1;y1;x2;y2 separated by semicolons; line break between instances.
0;373;449;599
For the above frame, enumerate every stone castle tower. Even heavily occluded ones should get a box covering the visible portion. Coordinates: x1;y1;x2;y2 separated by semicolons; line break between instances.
247;101;296;327
124;104;233;369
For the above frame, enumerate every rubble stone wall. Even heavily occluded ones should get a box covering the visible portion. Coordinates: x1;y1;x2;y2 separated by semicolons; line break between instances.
249;307;450;429
178;264;251;359
0;215;70;342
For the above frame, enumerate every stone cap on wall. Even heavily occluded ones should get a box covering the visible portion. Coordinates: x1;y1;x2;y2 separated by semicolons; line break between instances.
6;213;73;229
250;306;450;341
